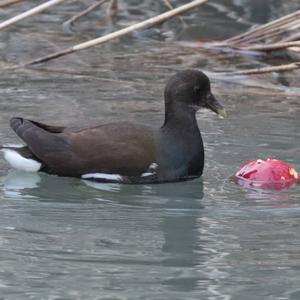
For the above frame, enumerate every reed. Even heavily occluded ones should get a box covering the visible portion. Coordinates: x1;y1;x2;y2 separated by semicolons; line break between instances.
0;0;23;8
0;0;66;31
63;0;108;28
23;0;208;66
216;62;300;76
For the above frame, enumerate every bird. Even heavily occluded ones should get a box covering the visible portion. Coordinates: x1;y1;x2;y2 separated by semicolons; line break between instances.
0;69;226;184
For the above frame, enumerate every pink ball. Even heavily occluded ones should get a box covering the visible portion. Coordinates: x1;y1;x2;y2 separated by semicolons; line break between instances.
233;159;299;190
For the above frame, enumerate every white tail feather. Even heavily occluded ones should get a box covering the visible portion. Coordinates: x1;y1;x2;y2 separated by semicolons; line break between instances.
1;149;41;172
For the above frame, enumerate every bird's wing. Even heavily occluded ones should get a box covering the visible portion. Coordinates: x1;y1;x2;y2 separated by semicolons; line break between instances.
67;123;156;176
10;117;69;153
27;119;66;133
10;118;156;177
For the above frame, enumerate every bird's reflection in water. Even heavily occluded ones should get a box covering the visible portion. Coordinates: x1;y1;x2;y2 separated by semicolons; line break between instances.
1;170;88;202
1;170;204;206
0;170;206;292
160;181;204;292
83;177;204;209
84;176;206;291
1;170;41;198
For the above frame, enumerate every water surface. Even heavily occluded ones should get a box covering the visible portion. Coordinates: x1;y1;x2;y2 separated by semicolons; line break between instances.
0;0;299;299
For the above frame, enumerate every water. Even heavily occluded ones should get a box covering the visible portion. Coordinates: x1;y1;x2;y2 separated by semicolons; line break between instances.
0;0;299;299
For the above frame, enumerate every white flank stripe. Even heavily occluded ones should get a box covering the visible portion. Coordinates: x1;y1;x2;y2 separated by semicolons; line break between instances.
141;172;153;177
141;162;158;177
3;143;24;148
81;173;123;181
1;149;41;172
149;162;158;169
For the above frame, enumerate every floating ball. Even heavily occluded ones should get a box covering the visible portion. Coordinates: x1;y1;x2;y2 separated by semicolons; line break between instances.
233;159;299;190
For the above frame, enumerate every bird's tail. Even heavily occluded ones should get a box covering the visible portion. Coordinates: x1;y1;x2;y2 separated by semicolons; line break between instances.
1;144;42;172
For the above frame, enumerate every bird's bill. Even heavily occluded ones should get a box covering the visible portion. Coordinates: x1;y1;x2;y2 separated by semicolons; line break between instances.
205;93;227;118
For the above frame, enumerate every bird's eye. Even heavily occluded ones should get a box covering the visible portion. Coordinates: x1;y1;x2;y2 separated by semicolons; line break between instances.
194;86;200;94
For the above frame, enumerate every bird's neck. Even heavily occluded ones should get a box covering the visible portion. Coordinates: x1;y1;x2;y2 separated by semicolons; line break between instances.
162;102;199;130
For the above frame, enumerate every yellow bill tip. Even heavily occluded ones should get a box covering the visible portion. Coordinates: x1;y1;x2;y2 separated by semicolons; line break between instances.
217;109;228;119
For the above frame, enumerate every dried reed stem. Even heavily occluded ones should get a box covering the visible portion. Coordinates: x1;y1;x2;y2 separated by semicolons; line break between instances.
281;32;300;43
63;0;108;28
225;10;300;45
107;0;118;18
163;0;188;28
0;0;23;8
23;0;208;66
0;0;66;31
218;62;300;76
238;19;300;45
240;41;300;52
